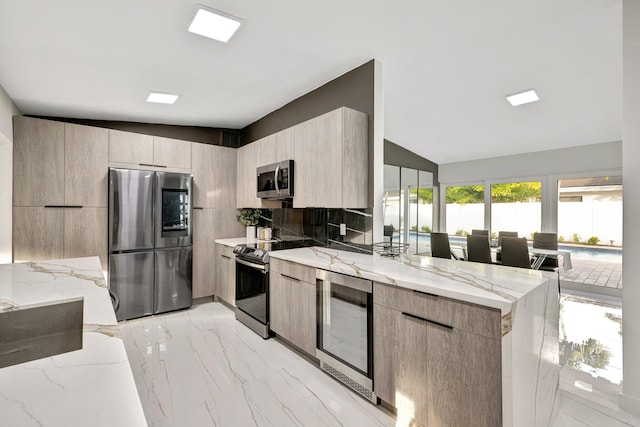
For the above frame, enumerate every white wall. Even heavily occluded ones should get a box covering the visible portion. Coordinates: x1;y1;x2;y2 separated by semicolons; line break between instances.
621;0;640;415
0;84;20;263
439;141;622;184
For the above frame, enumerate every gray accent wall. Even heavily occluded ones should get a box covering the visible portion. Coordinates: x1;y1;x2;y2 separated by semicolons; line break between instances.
384;139;439;183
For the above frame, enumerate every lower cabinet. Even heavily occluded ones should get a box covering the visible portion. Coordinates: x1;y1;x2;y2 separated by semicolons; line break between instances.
214;243;236;305
269;258;316;356
374;284;502;427
193;209;216;299
13;206;107;271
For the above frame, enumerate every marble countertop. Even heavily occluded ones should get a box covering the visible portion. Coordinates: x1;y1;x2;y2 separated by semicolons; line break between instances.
269;247;552;315
215;237;277;248
0;257;147;426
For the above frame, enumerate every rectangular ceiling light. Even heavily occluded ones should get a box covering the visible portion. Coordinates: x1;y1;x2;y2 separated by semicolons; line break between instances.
188;7;241;42
147;92;180;104
506;89;540;106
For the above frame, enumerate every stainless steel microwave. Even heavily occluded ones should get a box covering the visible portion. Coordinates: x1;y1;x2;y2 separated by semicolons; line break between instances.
257;160;294;199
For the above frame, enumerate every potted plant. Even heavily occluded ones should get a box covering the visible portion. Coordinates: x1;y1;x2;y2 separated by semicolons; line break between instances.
237;208;261;239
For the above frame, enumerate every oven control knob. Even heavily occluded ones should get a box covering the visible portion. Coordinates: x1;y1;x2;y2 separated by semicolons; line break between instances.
255;249;263;257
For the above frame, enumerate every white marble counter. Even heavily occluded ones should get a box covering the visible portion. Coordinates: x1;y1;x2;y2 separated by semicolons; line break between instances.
215;237;276;248
270;247;560;427
269;246;549;315
0;257;147;426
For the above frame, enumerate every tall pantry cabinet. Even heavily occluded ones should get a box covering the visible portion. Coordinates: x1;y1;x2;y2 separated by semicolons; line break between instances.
12;116;108;270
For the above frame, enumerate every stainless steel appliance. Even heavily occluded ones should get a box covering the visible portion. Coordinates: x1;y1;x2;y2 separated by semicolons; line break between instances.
257;159;294;199
233;239;317;338
108;168;193;321
234;244;270;338
316;269;376;402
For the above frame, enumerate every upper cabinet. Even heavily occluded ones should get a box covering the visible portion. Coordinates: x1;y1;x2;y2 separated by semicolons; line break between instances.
108;130;191;172
236;107;368;209
153;136;192;170
192;143;236;209
13;117;65;206
13;117;108;207
108;130;153;165
65;123;109;207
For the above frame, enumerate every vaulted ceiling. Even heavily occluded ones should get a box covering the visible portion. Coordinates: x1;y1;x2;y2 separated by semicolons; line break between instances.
0;0;622;163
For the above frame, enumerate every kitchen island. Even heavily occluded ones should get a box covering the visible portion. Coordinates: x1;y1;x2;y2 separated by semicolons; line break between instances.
270;246;559;427
0;257;147;426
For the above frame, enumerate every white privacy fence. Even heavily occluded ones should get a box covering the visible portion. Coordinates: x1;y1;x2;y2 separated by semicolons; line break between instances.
383;201;623;246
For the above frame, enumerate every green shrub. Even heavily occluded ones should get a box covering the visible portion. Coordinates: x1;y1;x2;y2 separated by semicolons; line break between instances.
455;229;469;236
587;236;600;245
410;226;417;231
421;225;431;233
558;236;565;242
572;233;581;243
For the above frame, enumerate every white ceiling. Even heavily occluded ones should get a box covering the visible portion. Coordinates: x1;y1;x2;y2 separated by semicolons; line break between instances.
0;0;622;164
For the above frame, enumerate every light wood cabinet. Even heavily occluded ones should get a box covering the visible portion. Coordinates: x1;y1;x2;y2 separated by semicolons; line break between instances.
13;117;109;267
275;127;295;160
108;130;191;171
373;282;502;427
192;144;236;209
108;129;154;166
63;207;108;271
153;136;191;170
13;117;65;207
269;258;316;355
193;209;215;298
236;142;261;208
215;243;236;305
12;207;64;262
293;107;368;208
65;123;108;207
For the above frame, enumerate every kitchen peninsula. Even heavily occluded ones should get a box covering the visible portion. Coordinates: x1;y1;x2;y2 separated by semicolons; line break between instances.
270;246;559;427
0;257;146;426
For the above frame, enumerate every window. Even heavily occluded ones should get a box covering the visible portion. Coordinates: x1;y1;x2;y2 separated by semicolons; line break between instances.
445;185;485;236
490;181;541;239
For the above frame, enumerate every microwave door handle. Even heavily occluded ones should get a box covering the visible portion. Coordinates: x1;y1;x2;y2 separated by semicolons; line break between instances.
274;165;280;194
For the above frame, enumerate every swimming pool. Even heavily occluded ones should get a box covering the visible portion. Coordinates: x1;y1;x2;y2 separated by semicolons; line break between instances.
396;233;622;263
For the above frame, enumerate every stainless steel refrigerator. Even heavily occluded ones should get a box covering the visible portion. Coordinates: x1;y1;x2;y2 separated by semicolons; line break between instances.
108;168;193;321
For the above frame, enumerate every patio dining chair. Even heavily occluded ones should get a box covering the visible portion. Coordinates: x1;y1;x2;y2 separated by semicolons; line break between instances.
471;229;489;236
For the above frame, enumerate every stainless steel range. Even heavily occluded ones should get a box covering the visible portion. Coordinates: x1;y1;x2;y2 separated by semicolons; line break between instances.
233;240;317;339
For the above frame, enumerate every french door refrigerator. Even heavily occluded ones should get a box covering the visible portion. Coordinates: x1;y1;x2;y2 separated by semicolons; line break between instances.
108;168;193;321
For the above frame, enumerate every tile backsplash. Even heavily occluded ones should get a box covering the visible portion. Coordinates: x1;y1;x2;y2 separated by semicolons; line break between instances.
256;206;373;254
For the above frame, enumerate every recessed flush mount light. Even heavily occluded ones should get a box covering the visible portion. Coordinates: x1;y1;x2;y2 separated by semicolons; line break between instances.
147;92;180;104
506;89;540;106
188;6;241;42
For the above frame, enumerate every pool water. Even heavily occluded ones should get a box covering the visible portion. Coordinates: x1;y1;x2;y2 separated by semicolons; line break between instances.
396;233;622;263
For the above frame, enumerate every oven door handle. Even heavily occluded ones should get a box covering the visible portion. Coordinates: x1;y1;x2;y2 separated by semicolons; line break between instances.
236;257;267;271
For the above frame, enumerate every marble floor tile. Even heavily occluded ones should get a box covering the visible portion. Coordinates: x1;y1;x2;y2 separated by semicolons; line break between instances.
119;302;395;427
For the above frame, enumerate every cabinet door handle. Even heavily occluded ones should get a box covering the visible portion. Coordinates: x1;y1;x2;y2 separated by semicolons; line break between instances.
401;312;453;330
139;163;154;167
193;207;204;210
280;273;300;282
44;205;83;209
221;255;231;259
154;164;167;168
412;289;439;298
